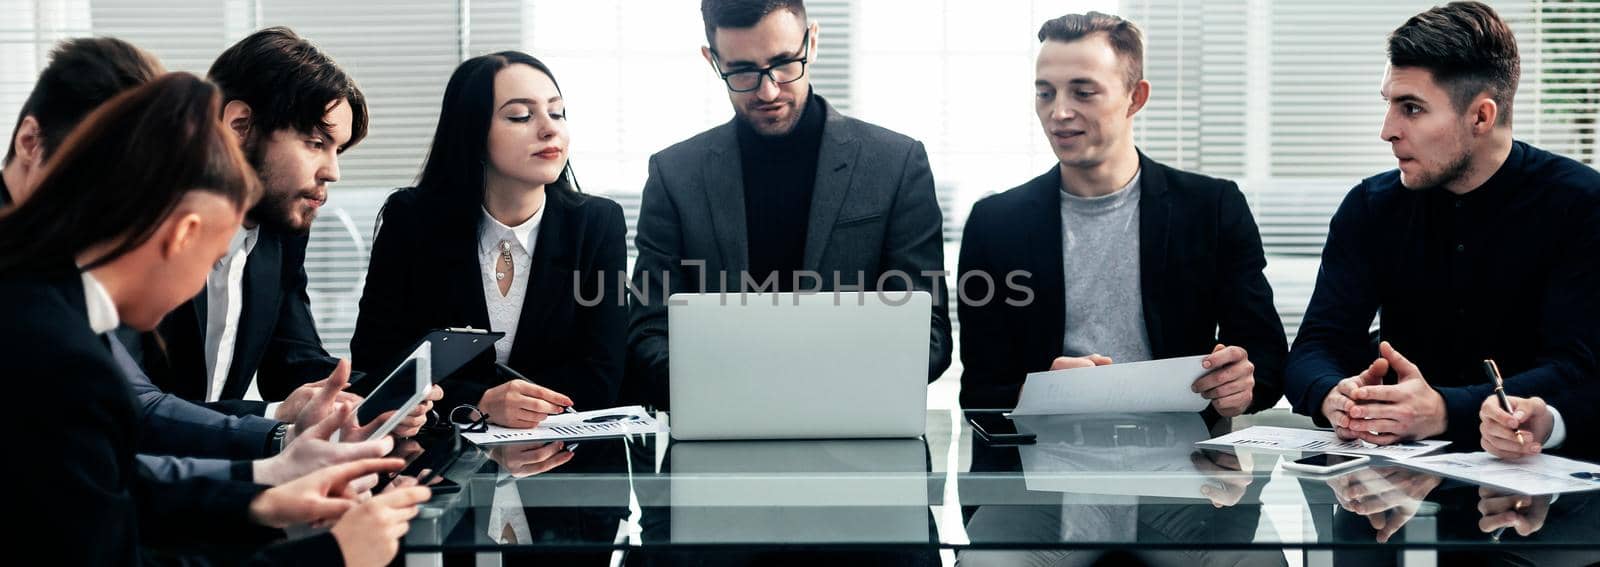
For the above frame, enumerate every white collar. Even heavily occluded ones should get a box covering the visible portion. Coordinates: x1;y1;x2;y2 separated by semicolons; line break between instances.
235;225;260;257
80;270;120;335
479;205;544;256
211;226;260;275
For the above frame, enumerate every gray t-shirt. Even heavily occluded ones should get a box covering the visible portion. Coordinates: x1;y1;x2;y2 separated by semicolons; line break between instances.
1060;171;1153;363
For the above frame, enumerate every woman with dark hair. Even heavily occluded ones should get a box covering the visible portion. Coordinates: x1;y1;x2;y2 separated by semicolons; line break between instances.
1;72;428;567
352;52;628;431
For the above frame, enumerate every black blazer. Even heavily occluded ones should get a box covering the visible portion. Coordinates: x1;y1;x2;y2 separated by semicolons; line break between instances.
1564;387;1600;461
957;153;1287;413
350;188;629;414
4;265;338;565
140;226;342;416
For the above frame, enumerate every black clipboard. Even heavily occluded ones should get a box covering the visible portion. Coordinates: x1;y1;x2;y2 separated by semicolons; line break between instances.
368;328;499;386
404;328;504;384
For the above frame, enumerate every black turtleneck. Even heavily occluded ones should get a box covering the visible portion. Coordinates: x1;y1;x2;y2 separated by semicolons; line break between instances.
736;90;825;291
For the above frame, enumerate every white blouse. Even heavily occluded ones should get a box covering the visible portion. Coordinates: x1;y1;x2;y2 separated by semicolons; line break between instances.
478;205;544;364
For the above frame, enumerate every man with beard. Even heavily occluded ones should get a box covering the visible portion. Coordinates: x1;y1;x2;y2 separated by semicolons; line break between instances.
1285;2;1600;450
4;36;396;481
139;27;440;433
626;0;952;409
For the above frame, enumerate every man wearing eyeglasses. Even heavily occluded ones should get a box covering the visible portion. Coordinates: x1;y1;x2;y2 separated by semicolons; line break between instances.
626;0;953;409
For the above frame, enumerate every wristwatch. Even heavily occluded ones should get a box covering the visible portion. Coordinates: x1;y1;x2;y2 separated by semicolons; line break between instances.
266;422;290;456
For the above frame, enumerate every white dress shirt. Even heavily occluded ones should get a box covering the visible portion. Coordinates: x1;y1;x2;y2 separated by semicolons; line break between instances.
82;271;120;335
479;205;543;364
1547;406;1567;449
203;226;261;404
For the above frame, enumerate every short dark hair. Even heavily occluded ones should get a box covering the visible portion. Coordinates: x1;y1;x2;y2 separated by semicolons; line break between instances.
0;73;262;275
5;37;163;165
1388;1;1520;125
206;27;368;151
701;0;808;49
1038;12;1145;91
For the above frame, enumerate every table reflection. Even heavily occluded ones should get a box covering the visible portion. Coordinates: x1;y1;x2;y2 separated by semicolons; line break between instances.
961;412;1286;566
633;438;938;566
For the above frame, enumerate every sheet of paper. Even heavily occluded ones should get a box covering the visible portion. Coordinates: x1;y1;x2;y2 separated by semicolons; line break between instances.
1010;355;1210;415
1196;425;1449;459
462;405;665;445
1398;452;1600;495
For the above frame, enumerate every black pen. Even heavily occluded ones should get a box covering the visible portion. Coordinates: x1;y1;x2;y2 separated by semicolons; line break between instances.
1482;359;1525;445
495;361;577;415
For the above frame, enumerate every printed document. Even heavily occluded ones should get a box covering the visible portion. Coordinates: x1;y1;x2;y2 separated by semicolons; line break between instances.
1011;355;1210;415
1399;452;1600;495
1197;426;1449;459
462;405;664;445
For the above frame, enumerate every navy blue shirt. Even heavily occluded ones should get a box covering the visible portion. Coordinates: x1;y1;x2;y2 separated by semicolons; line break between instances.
1286;141;1600;447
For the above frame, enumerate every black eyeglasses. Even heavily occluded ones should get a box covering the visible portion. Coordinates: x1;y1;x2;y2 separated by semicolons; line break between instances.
710;28;811;93
449;405;494;433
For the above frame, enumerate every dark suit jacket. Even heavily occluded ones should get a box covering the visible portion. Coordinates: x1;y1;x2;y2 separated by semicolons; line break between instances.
350;188;629;414
140;226;341;417
1561;386;1600;461
4;265;338;565
626;95;954;409
957;154;1287;414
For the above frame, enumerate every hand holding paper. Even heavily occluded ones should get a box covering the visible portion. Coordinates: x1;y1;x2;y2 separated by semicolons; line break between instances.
1195;344;1256;417
1012;355;1209;415
1050;354;1114;371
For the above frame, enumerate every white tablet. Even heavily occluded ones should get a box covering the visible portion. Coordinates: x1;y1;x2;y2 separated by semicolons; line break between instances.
336;341;431;442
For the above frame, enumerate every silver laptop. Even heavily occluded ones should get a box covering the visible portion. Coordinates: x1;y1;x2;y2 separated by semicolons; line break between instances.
667;291;931;440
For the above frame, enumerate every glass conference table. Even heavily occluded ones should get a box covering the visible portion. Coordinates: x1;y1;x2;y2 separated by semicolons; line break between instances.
399;409;1600;566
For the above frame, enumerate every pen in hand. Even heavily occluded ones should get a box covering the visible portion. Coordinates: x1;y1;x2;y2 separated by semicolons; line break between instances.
494;361;577;415
1482;359;1525;445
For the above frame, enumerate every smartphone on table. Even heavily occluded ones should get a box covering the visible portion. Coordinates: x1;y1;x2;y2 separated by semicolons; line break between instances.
1282;452;1371;475
967;412;1036;445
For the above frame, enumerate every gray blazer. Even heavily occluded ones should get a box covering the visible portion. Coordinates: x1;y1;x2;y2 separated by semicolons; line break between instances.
626;95;953;409
110;328;277;483
110;338;238;483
